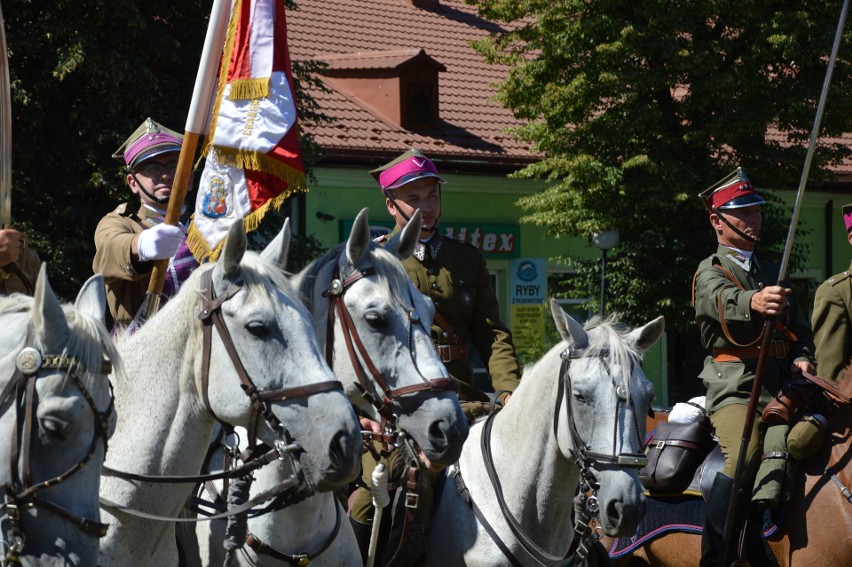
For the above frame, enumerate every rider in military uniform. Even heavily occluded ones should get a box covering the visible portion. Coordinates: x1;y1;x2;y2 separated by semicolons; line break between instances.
812;203;852;382
92;118;196;330
693;168;815;566
349;148;522;565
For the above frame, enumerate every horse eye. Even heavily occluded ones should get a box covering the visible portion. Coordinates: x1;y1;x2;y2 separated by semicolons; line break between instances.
573;392;588;405
245;320;269;336
364;311;386;329
40;417;69;440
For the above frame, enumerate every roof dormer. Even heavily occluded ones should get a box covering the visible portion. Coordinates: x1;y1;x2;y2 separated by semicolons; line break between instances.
316;48;446;132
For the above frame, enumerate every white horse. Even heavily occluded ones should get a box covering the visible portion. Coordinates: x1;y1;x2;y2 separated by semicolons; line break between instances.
428;300;664;566
98;222;362;567
196;208;468;566
0;266;119;567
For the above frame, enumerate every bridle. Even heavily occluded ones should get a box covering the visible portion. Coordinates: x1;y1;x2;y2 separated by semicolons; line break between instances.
245;252;461;563
102;268;343;520
454;344;648;567
321;254;458;430
1;342;114;564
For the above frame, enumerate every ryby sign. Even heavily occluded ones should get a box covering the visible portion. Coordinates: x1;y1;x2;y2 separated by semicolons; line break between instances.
509;258;547;304
341;221;520;259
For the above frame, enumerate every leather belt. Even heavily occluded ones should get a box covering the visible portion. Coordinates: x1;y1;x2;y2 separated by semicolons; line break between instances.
713;340;790;362
436;344;468;363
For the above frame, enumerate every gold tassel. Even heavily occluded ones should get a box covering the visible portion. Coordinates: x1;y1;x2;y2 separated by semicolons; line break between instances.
229;78;271;101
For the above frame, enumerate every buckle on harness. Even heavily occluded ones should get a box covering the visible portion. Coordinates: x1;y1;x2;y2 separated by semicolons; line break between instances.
405;492;420;510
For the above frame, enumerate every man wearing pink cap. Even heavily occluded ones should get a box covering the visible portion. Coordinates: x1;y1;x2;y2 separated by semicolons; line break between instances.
693;168;814;566
92;118;196;329
349;148;521;565
811;203;852;382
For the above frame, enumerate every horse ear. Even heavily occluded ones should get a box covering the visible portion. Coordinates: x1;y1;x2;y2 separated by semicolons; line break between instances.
32;264;70;350
627;316;665;352
221;219;247;278
550;298;588;350
75;274;107;325
346;208;371;266
385;209;421;259
260;217;291;270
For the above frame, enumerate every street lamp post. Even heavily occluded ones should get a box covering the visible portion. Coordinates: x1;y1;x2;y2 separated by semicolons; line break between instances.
592;230;620;318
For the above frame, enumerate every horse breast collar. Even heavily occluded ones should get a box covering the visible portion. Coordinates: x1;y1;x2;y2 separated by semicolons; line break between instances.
1;342;114;561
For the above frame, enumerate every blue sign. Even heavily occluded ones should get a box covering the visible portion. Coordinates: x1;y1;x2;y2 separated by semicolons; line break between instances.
509;258;547;304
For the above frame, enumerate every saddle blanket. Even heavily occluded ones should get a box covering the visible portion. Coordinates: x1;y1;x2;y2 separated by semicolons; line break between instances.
608;496;783;558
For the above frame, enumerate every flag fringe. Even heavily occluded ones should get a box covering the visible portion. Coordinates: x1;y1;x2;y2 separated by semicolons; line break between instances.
214;146;308;189
185;182;307;263
229;77;270;100
202;0;243;158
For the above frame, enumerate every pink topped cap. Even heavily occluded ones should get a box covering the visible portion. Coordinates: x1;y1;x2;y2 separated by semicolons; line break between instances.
369;148;446;190
113;118;183;168
843;203;852;233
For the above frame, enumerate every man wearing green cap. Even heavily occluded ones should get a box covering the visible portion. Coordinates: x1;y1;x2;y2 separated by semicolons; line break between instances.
92;118;196;330
693;168;814;566
349;148;521;566
812;203;852;382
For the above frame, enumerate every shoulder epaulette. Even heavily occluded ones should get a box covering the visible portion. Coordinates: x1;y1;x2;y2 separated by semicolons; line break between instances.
827;270;852;287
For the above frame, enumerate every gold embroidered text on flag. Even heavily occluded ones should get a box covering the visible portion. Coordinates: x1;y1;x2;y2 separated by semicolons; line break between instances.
187;0;307;262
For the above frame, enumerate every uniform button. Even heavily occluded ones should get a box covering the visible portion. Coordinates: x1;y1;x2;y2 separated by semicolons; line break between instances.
431;283;440;290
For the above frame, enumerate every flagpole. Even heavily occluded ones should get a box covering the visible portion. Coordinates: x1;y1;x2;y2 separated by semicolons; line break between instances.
140;0;232;319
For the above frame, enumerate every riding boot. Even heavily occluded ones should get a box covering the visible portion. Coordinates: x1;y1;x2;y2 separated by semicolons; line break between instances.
742;503;778;567
350;517;372;566
701;472;735;567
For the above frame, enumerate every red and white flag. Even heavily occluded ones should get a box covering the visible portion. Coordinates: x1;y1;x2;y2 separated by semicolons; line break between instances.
187;0;307;262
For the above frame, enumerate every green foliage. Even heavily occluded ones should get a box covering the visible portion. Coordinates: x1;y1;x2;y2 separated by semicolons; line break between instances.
4;0;328;300
467;0;852;333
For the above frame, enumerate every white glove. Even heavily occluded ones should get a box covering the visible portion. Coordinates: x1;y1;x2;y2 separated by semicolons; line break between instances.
370;463;390;509
136;223;183;262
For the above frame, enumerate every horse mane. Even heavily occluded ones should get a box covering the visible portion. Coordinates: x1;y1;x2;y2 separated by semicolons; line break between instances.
528;313;640;397
294;241;411;307
0;292;121;391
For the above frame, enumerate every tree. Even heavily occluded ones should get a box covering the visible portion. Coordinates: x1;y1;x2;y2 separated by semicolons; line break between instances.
468;0;852;398
4;0;327;300
468;0;852;333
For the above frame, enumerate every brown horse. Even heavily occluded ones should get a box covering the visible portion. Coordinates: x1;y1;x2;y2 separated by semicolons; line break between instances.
605;371;852;567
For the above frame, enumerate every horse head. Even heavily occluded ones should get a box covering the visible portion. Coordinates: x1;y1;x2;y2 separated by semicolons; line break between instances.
291;208;468;467
550;299;663;537
199;221;361;492
0;265;118;566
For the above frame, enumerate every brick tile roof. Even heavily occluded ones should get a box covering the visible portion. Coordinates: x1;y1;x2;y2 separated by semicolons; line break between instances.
287;0;852;181
287;0;537;168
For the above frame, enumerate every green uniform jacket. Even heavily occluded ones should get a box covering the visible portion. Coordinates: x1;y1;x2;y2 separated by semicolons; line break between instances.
812;260;852;382
92;203;160;326
380;230;521;402
694;245;814;413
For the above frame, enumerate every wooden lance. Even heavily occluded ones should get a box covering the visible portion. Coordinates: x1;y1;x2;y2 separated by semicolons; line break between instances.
720;0;850;564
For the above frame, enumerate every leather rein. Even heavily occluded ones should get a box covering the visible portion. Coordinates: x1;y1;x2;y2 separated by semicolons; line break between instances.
246;254;461;562
452;345;648;567
322;257;459;425
1;344;114;563
101;268;343;523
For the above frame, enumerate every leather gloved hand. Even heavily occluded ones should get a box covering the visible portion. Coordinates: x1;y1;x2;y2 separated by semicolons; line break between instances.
136;223;183;262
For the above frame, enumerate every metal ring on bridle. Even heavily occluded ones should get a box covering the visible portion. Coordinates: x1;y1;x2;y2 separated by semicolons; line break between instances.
15;347;42;375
